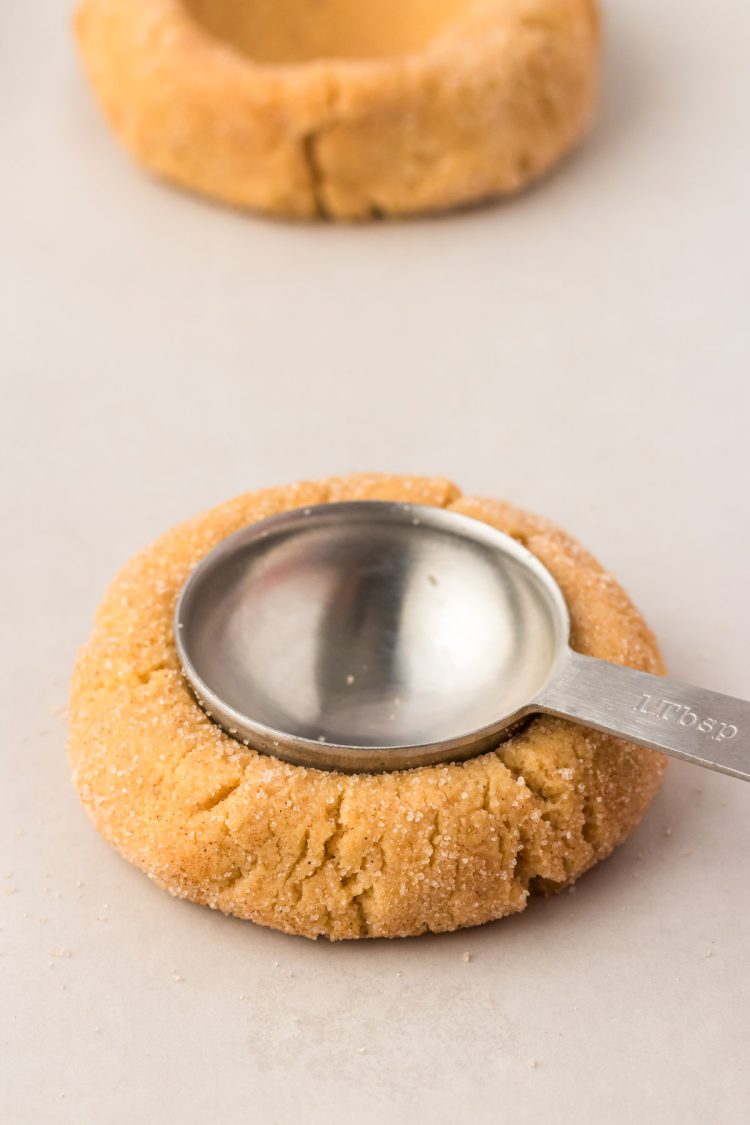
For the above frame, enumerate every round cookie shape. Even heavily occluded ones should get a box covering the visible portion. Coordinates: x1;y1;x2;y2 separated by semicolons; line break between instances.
69;475;666;940
74;0;600;219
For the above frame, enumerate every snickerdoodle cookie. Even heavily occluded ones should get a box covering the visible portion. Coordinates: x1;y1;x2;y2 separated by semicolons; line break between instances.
74;0;600;219
69;474;666;939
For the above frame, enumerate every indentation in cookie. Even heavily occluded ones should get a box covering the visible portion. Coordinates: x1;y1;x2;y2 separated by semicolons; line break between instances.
183;0;474;63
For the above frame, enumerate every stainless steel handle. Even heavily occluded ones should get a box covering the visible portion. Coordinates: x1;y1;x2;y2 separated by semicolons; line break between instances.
534;649;750;782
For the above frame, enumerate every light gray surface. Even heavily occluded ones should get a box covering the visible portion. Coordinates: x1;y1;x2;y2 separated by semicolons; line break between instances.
2;1;750;1122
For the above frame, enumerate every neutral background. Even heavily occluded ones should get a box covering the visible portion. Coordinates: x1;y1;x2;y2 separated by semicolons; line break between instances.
2;1;749;1122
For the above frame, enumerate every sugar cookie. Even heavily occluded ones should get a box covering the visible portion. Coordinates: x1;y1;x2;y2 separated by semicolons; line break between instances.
75;0;600;219
69;474;665;939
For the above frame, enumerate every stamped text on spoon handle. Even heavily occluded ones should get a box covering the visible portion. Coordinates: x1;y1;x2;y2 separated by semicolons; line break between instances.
633;693;738;741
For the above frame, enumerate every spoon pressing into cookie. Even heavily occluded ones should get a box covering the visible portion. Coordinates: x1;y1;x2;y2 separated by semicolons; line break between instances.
176;502;750;780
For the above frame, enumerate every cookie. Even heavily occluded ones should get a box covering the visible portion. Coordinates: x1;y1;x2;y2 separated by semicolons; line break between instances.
74;0;600;219
69;474;666;939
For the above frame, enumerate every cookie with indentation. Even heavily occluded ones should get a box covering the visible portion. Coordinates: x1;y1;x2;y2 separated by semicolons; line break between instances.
74;0;600;219
68;474;666;939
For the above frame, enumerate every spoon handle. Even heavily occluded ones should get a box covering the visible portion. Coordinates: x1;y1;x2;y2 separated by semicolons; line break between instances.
534;650;750;782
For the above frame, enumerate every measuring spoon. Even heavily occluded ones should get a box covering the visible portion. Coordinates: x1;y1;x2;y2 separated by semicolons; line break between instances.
175;502;750;778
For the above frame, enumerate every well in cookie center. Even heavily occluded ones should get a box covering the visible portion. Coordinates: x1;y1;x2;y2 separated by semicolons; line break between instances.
183;0;475;64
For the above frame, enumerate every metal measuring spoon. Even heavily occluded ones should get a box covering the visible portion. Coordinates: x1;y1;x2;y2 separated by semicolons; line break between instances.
174;502;750;779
